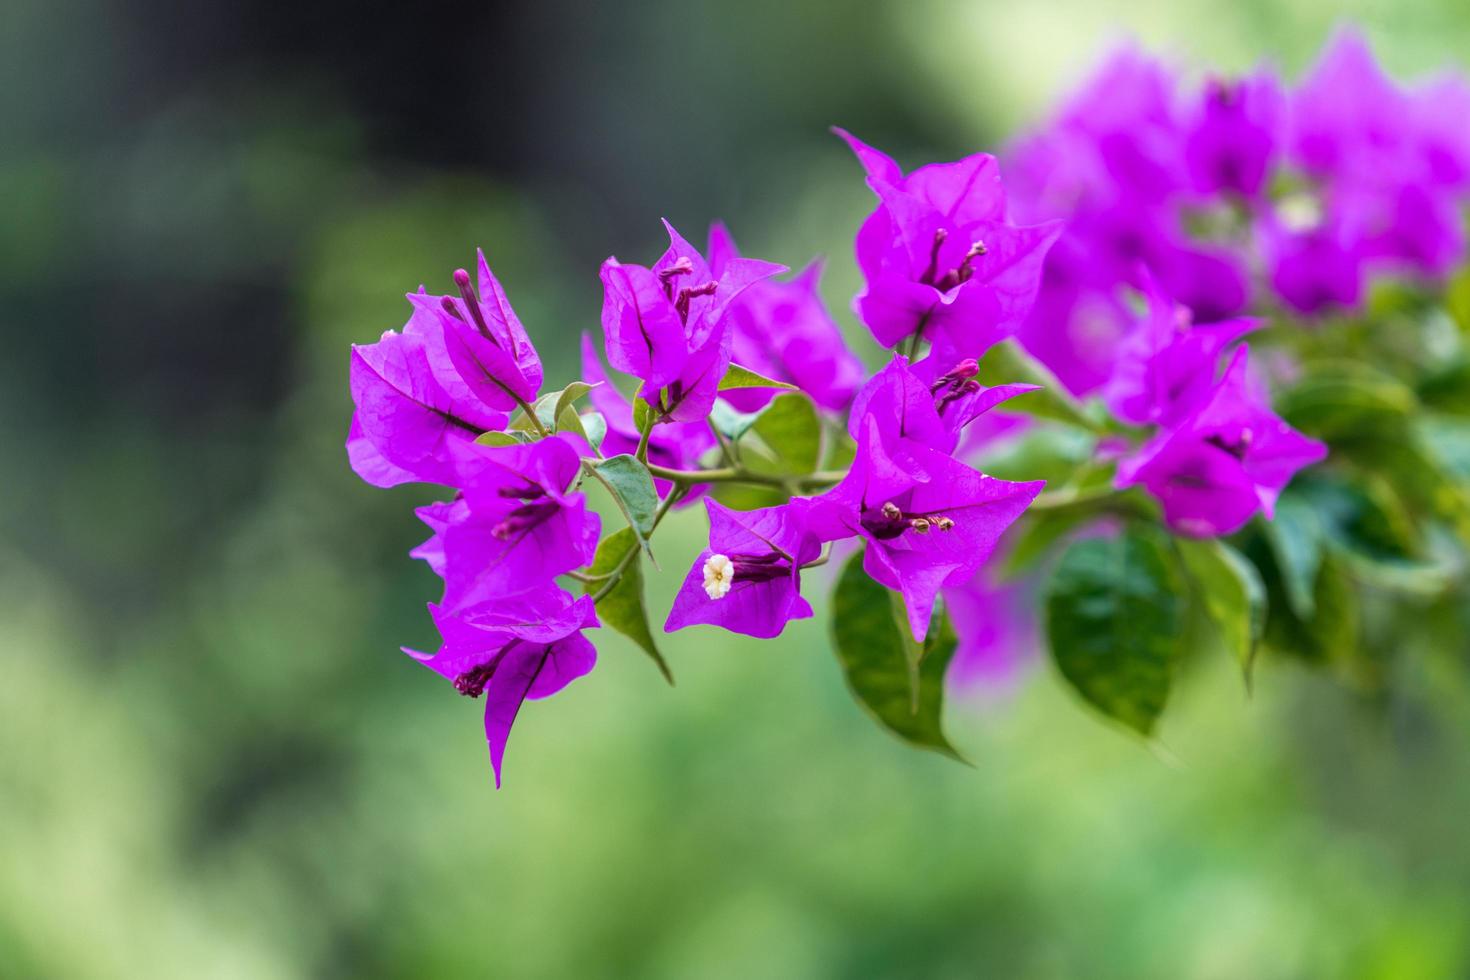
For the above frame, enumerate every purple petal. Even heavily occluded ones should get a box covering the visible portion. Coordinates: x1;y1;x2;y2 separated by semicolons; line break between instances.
833;126;904;185
599;260;688;389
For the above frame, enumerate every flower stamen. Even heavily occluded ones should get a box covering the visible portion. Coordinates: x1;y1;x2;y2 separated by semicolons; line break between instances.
675;280;719;323
921;228;949;285
452;268;499;345
702;554;735;600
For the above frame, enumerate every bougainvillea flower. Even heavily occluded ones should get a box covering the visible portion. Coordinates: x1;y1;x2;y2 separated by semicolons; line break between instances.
706;223;865;412
1005;46;1253;393
408;497;459;577
1117;345;1327;537
600;221;783;422
1011;233;1135;396
348;327;506;486
1282;28;1469;282
1008;45;1187;213
346;414;418;488
942;566;1036;690
1103;269;1257;426
1350;181;1466;277
405;251;543;412
1259;201;1364;314
1288;27;1409;182
407;589;599;786
664;498;821;639
835;128;1061;352
1184;70;1283;198
848;353;1037;455
422;435;600;609
1412;73;1470;191
579;334;714;503
811;416;1044;641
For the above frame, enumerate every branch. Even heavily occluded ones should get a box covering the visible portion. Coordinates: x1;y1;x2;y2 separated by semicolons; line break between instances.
645;463;845;492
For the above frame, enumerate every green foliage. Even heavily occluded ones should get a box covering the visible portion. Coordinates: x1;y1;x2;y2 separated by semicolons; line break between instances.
718;363;797;392
1277;361;1418;443
571;409;607;450
589;455;659;557
632;391;656;432
976;339;1104;433
830;550;964;760
1262;547;1362;670
583;527;672;683
475;430;524;447
746;393;822;476
1175;537;1267;687
1044;526;1186;736
707;399;764;441
1265;492;1327;620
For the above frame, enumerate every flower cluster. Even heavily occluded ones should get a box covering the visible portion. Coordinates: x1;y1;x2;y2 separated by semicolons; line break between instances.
347;127;1064;780
1008;28;1470;395
343;28;1470;780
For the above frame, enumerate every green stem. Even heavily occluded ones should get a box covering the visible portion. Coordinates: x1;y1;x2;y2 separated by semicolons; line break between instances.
588;485;686;604
645;463;844;491
591;544;640;603
635;417;653;463
1027;487;1117;512
708;420;738;465
800;546;832;570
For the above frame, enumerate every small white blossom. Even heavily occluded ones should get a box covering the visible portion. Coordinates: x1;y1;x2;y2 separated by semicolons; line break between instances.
702;554;734;600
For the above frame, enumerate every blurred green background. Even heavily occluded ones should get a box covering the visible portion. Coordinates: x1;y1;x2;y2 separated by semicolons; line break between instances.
6;0;1470;976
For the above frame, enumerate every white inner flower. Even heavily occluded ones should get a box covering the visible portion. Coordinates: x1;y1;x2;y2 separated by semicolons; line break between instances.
702;553;734;600
1278;193;1324;234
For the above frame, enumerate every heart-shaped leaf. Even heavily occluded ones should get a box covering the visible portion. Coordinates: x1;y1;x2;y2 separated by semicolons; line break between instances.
1175;537;1267;688
830;550;966;761
589;454;659;558
583;527;672;683
976;339;1101;434
1045;526;1185;736
718;363;798;392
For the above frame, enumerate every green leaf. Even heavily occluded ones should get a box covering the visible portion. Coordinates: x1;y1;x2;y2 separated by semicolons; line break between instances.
976;425;1095;485
830;551;966;761
1288;473;1428;582
718;363;797;392
632;391;656;432
1044;526;1185;736
1368;434;1470;548
822;421;857;471
1447;266;1470;335
889;590;925;713
590;455;659;558
1001;504;1107;577
579;411;607;451
1263;491;1325;621
475;430;524;447
555;405;591;446
551;381;599;424
1175;538;1267;688
1416;415;1470;482
975;339;1101;433
527;383;600;431
747;393;821;476
707;398;765;442
1416;358;1470;415
1262;548;1360;669
1276;362;1417;443
583;528;672;683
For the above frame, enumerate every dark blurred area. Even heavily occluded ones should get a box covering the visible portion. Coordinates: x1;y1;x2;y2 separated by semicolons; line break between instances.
7;1;1470;977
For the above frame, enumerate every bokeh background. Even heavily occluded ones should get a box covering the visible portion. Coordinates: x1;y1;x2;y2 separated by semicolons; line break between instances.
7;0;1470;976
